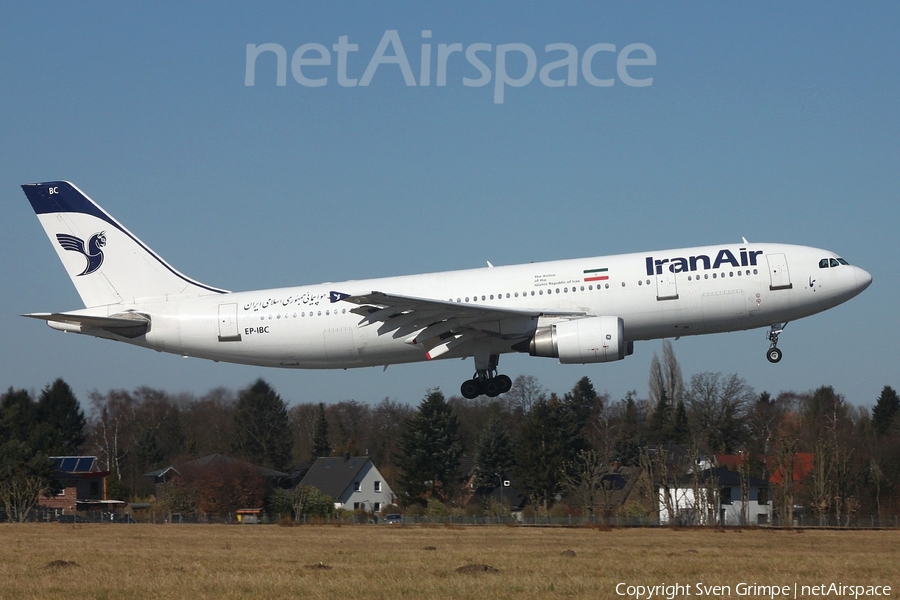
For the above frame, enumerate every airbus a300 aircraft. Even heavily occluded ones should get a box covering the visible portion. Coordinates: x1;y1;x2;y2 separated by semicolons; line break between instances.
22;182;872;399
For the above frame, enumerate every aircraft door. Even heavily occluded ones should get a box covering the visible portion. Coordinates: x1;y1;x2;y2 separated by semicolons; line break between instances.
218;303;242;342
766;253;793;290
656;271;678;301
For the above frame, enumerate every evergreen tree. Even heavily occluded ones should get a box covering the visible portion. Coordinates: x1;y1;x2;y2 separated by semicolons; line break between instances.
614;392;644;465
0;388;56;521
872;386;900;436
515;394;584;508
648;389;672;444
233;379;293;471
36;379;86;454
671;399;690;444
312;402;331;458
473;418;515;493
0;439;56;521
0;388;37;445
396;389;462;505
565;376;601;424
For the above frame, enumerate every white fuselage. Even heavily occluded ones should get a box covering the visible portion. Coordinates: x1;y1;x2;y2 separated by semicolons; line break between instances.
83;242;870;369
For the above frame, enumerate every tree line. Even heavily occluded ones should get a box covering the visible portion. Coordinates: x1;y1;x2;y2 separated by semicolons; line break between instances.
2;341;899;523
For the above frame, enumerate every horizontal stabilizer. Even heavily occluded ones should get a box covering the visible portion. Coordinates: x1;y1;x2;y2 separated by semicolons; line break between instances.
24;311;150;339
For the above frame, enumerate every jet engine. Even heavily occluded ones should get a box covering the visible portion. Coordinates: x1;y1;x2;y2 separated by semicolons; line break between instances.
526;316;630;363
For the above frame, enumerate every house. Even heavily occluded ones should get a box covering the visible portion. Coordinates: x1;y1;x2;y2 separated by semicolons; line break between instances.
658;466;771;526
144;454;289;518
299;454;395;513
39;456;124;517
767;452;815;487
580;466;655;520
144;454;289;487
458;455;527;515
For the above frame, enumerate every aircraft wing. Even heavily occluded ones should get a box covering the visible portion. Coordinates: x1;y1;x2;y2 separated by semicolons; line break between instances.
24;311;150;339
335;290;584;359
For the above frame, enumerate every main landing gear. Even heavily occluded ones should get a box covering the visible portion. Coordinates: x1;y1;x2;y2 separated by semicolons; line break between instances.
460;353;513;399
766;322;787;363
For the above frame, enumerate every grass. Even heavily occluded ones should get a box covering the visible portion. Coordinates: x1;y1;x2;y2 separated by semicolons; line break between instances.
0;524;897;599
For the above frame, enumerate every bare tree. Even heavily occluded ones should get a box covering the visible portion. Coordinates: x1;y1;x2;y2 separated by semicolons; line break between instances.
685;372;755;454
0;472;50;523
773;436;798;526
506;374;546;416
562;448;608;520
648;340;684;411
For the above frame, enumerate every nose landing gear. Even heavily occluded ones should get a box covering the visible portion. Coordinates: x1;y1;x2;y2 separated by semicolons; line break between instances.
766;322;787;363
460;353;513;399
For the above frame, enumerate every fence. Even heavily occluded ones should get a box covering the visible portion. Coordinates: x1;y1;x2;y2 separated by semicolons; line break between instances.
9;508;900;529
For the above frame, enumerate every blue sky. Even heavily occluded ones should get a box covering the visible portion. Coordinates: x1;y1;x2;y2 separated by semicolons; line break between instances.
2;3;897;411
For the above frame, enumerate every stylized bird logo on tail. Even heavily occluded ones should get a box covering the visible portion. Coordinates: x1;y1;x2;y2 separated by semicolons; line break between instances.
56;231;106;276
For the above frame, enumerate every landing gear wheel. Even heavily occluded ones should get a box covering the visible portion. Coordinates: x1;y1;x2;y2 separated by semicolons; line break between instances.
461;379;482;400
463;354;511;399
484;378;502;398
765;322;787;365
496;374;512;394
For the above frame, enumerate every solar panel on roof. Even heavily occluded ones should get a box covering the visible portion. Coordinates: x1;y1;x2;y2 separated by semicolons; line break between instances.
54;456;96;473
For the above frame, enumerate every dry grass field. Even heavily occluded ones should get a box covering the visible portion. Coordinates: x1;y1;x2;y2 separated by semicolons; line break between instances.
1;524;897;599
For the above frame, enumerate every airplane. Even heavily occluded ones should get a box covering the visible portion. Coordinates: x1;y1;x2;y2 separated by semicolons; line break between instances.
21;181;872;399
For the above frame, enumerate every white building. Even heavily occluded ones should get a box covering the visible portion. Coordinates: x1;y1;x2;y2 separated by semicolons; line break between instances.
658;467;771;526
300;455;395;513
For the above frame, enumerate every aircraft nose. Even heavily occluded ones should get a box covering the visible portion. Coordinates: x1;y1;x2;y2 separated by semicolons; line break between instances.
855;266;873;292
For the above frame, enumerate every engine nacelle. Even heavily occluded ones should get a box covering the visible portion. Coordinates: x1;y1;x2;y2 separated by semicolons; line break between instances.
527;316;629;364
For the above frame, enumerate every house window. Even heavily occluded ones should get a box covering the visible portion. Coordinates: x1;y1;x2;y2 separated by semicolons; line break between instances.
758;487;768;505
374;481;382;492
374;502;381;513
89;481;100;498
353;502;360;510
353;481;361;492
720;487;733;505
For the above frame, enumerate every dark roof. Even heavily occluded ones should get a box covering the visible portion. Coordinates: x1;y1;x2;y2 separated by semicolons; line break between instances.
143;466;178;479
299;456;373;499
675;467;768;488
143;454;288;479
479;478;527;511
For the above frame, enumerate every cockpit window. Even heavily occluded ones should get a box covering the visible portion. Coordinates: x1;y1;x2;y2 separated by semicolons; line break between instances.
820;257;850;268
